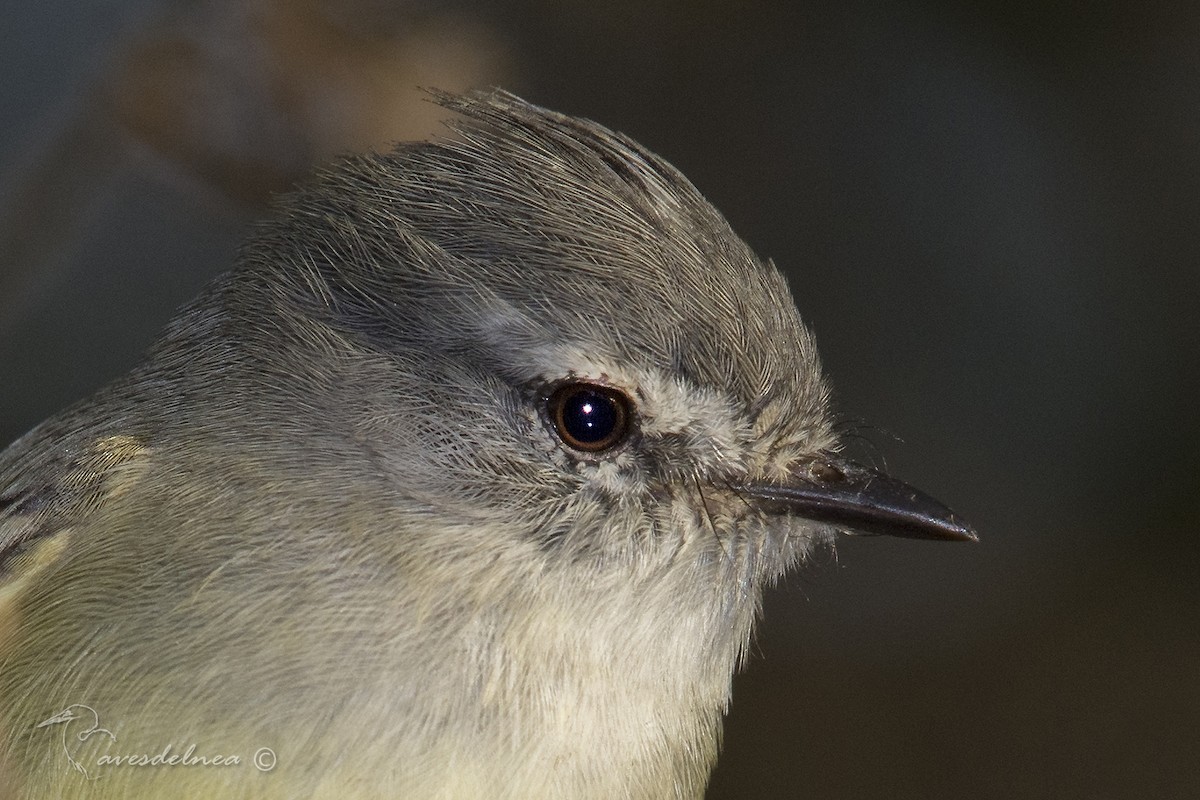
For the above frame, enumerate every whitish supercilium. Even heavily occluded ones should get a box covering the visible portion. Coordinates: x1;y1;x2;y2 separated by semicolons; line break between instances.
0;91;974;799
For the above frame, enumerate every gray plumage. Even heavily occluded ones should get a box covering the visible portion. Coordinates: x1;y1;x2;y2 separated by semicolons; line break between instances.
0;90;971;799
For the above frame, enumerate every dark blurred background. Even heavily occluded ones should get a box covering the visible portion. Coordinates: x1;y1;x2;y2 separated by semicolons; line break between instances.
1;1;1196;797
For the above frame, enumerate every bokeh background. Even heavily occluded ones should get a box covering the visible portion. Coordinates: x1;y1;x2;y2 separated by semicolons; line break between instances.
1;1;1196;797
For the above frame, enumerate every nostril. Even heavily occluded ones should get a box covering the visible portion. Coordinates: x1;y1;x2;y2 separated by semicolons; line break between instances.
808;460;845;484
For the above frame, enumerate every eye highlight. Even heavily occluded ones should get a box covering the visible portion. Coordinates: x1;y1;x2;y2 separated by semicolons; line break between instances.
547;383;633;453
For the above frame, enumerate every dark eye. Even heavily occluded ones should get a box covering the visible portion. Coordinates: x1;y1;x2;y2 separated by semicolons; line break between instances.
547;383;633;453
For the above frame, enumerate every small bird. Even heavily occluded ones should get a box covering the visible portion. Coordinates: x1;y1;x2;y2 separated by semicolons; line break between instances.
0;90;974;799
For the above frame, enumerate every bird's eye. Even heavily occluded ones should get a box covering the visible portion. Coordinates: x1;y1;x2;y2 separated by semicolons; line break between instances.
547;383;633;453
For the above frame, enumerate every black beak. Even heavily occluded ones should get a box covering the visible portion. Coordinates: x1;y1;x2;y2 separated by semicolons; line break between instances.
740;456;977;542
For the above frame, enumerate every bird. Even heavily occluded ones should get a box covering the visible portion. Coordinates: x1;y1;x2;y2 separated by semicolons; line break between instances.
0;89;974;799
34;704;116;779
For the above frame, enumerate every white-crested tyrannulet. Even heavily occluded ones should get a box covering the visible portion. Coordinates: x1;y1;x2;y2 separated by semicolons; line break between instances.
0;90;974;799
